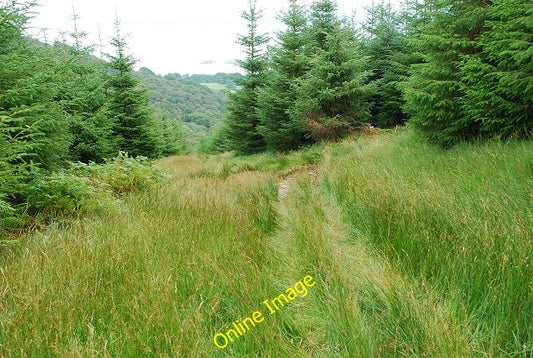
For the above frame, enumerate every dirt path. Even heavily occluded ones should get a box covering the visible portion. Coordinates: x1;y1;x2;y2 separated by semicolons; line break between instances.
277;164;320;198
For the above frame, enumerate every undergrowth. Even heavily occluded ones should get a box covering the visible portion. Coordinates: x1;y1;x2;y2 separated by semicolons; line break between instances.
0;152;165;239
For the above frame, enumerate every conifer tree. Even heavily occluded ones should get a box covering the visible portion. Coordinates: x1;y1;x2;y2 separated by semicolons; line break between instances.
152;108;189;156
295;0;370;141
461;0;532;139
0;1;71;171
404;0;489;146
400;0;438;36
257;0;311;151
224;0;268;154
363;1;411;127
1;1;72;227
106;15;159;158
55;7;113;163
308;0;337;51
1;1;32;225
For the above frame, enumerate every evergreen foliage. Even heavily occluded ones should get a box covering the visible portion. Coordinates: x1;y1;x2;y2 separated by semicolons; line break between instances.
106;17;160;158
461;0;533;139
404;0;532;146
1;1;70;229
53;13;113;163
294;0;370;141
308;0;337;51
1;0;533;352
1;36;72;172
362;2;411;127
1;0;532;233
221;0;530;151
153;108;189;156
404;0;478;146
257;0;311;151
0;3;186;233
224;0;269;154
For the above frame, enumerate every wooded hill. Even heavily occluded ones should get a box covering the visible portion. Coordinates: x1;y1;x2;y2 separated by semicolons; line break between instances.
136;68;227;131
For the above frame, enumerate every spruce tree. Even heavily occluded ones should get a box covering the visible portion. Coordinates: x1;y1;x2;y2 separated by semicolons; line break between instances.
308;0;337;50
295;0;370;141
363;1;411;128
55;7;113;163
1;1;72;227
461;0;532;139
224;0;268;154
404;0;489;147
0;2;71;171
106;16;159;158
152;107;189;156
0;1;28;224
400;0;438;36
257;0;311;151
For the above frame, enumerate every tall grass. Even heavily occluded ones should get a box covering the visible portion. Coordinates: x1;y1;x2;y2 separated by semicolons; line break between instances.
0;156;284;356
269;177;471;356
0;130;530;356
325;129;533;356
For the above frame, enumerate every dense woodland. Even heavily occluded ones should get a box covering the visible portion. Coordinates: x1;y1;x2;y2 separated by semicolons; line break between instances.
1;0;532;228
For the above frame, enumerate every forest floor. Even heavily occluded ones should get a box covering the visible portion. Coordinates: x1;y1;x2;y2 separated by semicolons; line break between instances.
1;129;532;357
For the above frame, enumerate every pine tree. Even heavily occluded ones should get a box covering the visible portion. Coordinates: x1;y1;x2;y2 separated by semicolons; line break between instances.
295;0;370;141
257;0;311;151
363;1;411;128
106;15;159;158
224;0;269;154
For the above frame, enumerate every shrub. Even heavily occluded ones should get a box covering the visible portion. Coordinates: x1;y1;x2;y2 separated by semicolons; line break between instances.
25;172;100;220
1;152;167;236
77;152;166;195
0;195;18;233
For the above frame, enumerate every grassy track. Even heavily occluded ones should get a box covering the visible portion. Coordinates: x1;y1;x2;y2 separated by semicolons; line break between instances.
1;130;531;356
325;130;532;356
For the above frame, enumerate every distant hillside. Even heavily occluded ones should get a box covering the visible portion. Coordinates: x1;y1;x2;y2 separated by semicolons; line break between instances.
183;73;243;91
135;68;227;136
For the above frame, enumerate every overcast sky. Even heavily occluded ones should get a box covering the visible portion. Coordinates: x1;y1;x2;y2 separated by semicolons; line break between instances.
27;0;394;75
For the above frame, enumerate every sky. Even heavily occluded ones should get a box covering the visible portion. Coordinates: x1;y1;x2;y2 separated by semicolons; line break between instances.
27;0;391;75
